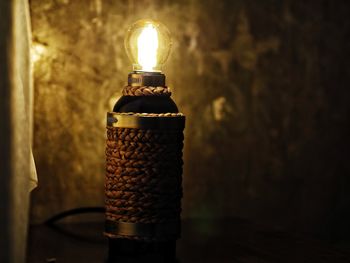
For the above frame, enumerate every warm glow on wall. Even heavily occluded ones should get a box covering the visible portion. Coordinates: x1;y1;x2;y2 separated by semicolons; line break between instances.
31;43;46;63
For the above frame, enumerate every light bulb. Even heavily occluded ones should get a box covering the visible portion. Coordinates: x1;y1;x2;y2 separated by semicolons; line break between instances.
124;19;172;73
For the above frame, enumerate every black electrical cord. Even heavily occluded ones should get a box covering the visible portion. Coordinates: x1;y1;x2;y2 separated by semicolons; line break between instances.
43;206;106;243
44;206;105;226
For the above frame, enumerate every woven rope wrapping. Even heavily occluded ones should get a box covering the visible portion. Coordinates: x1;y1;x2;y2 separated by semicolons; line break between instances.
105;117;184;241
113;112;183;117
122;86;171;96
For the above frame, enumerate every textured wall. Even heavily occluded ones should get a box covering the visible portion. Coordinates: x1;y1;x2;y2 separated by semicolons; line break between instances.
30;0;350;238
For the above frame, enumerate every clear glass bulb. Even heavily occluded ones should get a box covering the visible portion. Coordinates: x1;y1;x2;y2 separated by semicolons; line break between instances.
124;19;172;73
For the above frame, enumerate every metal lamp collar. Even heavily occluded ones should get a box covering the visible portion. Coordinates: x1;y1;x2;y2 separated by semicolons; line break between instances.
128;71;166;87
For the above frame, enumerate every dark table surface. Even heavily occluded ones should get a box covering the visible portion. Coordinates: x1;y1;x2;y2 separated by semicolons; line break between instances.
27;219;350;263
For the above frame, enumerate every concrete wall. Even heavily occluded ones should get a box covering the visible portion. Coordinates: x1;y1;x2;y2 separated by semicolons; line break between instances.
30;0;350;239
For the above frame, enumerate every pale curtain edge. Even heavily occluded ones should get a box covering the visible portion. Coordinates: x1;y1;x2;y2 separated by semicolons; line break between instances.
25;0;38;190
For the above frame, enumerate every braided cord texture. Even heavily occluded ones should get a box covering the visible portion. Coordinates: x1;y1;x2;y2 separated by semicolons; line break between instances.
105;117;184;241
122;86;171;96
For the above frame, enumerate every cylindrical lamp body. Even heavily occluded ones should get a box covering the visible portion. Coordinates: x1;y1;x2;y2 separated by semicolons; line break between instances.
105;73;184;263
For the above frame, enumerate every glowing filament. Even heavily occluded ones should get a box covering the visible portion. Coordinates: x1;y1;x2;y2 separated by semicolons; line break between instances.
137;25;158;71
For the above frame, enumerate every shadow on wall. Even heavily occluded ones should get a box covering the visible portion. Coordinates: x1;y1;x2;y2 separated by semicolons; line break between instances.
30;0;350;240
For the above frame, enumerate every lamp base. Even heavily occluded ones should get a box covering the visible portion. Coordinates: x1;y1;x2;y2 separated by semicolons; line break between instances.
107;239;177;263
